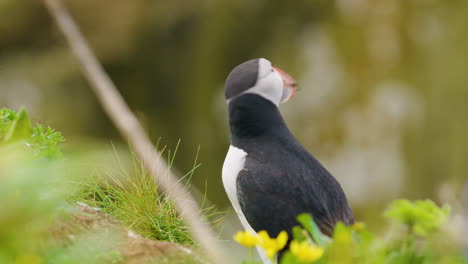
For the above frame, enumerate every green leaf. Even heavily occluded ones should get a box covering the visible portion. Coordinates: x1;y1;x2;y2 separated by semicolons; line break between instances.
332;222;352;244
280;252;302;264
0;108;17;141
0;107;65;159
297;214;325;247
384;199;450;237
292;226;308;242
3;108;32;143
29;125;65;159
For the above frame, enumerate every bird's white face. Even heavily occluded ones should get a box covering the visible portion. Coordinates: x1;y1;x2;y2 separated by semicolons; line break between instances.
244;58;283;106
243;58;297;106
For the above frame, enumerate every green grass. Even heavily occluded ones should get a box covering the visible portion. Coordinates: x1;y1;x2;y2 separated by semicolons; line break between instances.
70;140;224;246
0;108;215;263
73;149;193;245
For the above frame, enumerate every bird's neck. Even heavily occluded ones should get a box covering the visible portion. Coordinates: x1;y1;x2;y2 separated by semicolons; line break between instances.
228;94;290;147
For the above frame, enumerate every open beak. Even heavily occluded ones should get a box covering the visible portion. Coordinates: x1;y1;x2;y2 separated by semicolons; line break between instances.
272;66;298;103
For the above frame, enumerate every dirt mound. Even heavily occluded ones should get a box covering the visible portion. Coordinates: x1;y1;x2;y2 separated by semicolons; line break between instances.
49;202;204;263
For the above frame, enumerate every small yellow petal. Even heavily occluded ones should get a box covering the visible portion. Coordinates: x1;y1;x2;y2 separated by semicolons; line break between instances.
265;248;277;259
290;240;324;262
257;230;281;258
233;231;259;248
258;230;270;240
276;231;288;250
352;222;365;231
290;240;300;255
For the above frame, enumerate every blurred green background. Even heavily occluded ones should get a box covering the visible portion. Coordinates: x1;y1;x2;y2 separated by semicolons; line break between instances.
1;0;467;222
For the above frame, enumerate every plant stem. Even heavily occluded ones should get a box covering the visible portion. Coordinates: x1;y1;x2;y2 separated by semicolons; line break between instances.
42;0;225;262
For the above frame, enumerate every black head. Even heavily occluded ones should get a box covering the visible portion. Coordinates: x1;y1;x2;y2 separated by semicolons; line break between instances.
225;59;259;100
224;58;298;106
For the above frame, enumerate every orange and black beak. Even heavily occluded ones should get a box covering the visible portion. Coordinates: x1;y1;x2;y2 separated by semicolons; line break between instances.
272;66;298;103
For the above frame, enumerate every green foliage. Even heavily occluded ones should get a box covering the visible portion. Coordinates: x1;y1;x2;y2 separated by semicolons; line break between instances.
0;142;207;263
0;108;17;139
0;108;65;159
29;125;65;159
296;214;326;247
4;108;32;142
0;108;208;262
237;200;464;264
384;199;450;236
74;164;194;245
0;146;120;264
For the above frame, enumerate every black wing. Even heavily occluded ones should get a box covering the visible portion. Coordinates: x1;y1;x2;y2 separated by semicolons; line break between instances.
236;141;354;237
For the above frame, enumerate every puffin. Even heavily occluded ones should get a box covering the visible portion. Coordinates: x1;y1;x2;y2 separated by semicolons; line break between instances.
222;58;355;259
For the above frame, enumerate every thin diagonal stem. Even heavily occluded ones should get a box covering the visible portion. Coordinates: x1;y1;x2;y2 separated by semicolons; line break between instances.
42;0;224;262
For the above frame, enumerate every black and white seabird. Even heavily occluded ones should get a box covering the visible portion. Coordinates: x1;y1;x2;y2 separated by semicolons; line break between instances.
222;58;355;258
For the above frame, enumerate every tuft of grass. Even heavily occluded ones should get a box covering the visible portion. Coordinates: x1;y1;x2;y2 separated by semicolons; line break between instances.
76;169;193;244
73;141;223;246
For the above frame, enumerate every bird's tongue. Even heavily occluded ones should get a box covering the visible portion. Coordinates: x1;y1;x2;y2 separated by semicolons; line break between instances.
281;86;296;102
272;66;298;103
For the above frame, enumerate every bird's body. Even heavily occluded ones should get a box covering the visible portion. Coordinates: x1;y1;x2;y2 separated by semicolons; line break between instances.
222;58;354;261
225;93;354;236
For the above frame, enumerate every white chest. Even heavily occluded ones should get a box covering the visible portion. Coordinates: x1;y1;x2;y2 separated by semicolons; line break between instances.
222;145;257;233
222;145;272;264
222;145;247;217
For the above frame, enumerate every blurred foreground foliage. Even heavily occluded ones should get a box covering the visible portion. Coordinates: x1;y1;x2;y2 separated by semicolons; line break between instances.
0;107;64;159
0;108;204;263
236;200;465;264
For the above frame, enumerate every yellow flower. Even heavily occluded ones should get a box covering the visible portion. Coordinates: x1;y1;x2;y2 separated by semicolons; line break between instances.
290;240;324;262
233;230;260;248
352;222;365;231
258;230;288;259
